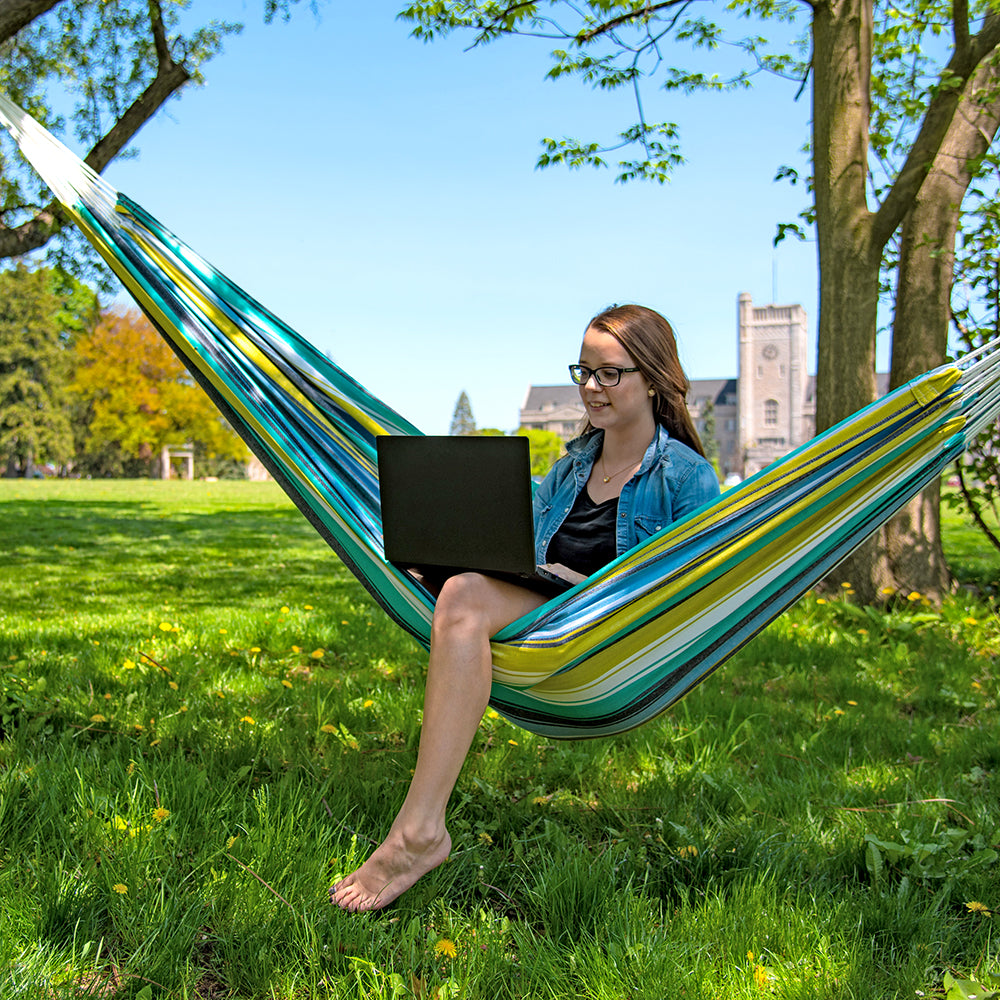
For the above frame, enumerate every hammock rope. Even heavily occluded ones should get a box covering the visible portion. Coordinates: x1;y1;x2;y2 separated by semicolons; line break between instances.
3;93;998;738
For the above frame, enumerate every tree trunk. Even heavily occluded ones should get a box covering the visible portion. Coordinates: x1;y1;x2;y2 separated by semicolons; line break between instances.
810;0;891;603
880;65;1000;603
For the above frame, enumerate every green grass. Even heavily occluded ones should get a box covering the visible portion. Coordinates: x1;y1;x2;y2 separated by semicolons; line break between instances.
1;479;998;999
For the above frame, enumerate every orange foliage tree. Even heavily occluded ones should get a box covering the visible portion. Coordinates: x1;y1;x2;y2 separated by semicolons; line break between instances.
72;308;247;476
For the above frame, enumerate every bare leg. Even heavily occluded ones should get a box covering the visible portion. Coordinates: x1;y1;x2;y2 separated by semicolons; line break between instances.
330;573;546;912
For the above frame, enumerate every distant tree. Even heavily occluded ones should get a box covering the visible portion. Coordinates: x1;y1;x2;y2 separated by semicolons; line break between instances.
518;427;564;477
449;391;476;435
0;263;92;476
71;307;247;476
699;398;720;478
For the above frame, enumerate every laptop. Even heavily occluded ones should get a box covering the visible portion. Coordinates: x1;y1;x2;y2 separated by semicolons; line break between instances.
376;435;578;594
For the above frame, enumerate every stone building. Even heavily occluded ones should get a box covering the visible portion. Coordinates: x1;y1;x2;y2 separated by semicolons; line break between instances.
519;294;848;480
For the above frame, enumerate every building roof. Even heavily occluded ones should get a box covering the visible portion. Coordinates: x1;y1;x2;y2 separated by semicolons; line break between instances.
521;384;581;411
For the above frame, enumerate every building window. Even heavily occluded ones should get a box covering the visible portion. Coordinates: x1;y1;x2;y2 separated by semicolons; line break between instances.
764;399;779;426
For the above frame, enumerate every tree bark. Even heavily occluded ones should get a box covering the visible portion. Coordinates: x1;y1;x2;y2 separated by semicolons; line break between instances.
880;64;1000;602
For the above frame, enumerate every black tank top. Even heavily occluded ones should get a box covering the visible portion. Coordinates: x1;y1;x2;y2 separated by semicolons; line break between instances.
545;488;618;577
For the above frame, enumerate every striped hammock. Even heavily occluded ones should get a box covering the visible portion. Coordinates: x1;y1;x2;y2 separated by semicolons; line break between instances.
3;93;998;739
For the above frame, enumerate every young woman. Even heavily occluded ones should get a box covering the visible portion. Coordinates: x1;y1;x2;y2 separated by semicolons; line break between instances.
330;304;720;912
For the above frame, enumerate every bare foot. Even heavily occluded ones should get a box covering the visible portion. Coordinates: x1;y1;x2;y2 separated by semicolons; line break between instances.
329;826;451;913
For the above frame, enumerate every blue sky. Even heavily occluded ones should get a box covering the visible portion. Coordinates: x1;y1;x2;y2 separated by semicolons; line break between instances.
101;2;819;434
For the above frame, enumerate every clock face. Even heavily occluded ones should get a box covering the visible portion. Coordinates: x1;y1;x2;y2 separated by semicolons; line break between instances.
762;344;778;360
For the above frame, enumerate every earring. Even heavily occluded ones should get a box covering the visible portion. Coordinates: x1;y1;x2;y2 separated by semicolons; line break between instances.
647;387;656;397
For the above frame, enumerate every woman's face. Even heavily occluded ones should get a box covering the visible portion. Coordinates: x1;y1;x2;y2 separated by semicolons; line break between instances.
577;326;655;438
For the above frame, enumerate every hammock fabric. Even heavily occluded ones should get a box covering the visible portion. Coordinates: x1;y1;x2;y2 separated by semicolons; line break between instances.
3;94;999;739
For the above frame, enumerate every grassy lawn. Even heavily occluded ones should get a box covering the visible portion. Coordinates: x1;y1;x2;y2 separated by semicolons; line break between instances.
1;479;998;999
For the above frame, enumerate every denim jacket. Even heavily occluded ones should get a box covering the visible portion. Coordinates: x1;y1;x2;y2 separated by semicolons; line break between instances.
532;425;720;566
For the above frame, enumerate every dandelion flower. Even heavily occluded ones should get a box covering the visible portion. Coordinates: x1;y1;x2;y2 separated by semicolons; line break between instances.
478;831;493;844
363;699;374;708
219;628;228;634
112;816;128;831
320;724;337;733
847;700;858;706
240;716;255;725
532;796;549;806
753;964;769;990
677;845;698;858
159;622;173;632
89;713;106;723
434;938;457;959
816;598;827;605
840;582;852;589
282;679;293;689
123;659;137;670
291;645;301;654
966;901;992;915
304;604;314;610
250;646;261;654
280;606;290;614
168;681;179;691
747;951;755;963
310;649;325;659
964;616;978;626
508;739;518;746
112;884;128;895
906;591;922;602
152;808;170;822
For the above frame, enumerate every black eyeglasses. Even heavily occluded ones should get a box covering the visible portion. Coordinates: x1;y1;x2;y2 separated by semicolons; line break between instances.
568;364;641;387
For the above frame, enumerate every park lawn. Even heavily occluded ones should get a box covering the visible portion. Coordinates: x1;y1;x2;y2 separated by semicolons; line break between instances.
0;478;998;999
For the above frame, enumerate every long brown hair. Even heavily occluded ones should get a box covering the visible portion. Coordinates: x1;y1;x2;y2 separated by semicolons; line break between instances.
580;304;706;457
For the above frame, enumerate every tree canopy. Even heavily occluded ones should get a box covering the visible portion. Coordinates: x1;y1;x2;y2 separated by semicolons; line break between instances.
71;307;247;476
0;263;89;475
0;0;312;273
398;0;1000;600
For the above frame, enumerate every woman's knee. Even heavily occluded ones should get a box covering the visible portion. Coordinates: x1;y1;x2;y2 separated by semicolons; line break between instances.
433;573;493;633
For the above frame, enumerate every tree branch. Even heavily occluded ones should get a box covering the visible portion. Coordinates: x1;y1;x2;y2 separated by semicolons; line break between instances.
0;0;191;258
0;0;60;44
577;1;693;44
872;10;1000;249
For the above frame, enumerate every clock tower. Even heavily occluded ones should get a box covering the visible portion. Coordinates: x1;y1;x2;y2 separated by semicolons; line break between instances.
737;292;812;476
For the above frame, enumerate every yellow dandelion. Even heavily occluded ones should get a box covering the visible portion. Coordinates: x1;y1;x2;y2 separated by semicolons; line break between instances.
964;616;978;626
363;699;374;708
89;713;106;723
816;598;827;605
282;679;293;689
152;808;170;822
112;884;128;895
280;606;290;614
847;700;858;706
341;620;349;625
434;938;457;959
291;645;301;654
753;964;769;990
310;648;325;659
840;582;852;589
478;831;494;844
508;739;518;746
320;724;337;733
966;901;992;915
487;709;500;720
532;796;549;806
240;716;255;725
250;646;261;654
122;659;137;670
304;604;314;610
880;586;895;595
677;845;699;858
219;628;228;634
168;681;179;691
112;816;128;831
834;708;845;716
857;628;868;635
134;724;144;732
180;705;188;713
906;591;922;602
972;680;983;691
158;622;173;632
